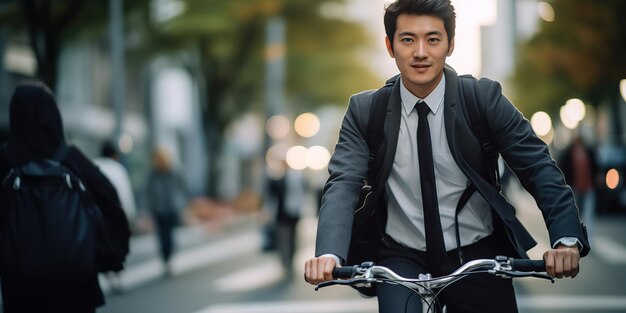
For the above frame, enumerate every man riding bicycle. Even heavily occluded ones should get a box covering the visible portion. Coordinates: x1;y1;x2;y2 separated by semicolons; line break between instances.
304;0;590;312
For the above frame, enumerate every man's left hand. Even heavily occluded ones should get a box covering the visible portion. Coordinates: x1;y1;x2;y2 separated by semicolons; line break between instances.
543;245;580;278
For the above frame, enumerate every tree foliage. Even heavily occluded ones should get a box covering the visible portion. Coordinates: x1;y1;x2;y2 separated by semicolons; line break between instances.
1;0;379;125
2;0;381;196
511;0;626;117
131;0;380;195
144;0;380;126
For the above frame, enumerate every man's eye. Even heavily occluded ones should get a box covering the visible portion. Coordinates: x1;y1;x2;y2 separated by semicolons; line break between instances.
428;38;441;43
400;38;413;43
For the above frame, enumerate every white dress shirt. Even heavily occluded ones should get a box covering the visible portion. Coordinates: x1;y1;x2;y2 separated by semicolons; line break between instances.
385;76;493;252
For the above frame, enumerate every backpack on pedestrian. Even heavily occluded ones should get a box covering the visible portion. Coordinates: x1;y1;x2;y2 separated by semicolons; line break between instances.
0;145;103;292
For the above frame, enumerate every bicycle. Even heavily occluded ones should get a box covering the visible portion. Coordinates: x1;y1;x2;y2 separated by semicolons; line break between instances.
315;256;554;313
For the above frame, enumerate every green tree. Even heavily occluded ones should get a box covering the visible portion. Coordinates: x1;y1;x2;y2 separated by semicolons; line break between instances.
0;0;146;89
511;0;626;121
2;0;381;196
141;0;380;195
0;0;93;89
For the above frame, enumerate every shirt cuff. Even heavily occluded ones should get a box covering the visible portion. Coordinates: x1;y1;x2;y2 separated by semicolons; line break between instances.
553;237;582;251
319;253;343;266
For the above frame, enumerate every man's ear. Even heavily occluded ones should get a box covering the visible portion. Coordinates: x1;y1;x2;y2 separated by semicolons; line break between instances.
447;37;455;56
385;36;395;58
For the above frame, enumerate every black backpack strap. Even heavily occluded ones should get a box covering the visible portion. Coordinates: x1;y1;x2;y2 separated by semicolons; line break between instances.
458;75;500;190
365;74;398;183
453;75;501;264
454;183;476;264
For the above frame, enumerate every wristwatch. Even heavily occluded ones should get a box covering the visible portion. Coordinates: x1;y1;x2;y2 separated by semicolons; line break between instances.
556;237;580;250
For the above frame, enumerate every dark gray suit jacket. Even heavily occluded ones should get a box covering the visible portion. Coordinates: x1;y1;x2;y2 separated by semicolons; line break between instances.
315;66;590;264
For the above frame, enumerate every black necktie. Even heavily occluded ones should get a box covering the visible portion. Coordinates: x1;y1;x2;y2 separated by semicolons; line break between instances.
416;101;447;269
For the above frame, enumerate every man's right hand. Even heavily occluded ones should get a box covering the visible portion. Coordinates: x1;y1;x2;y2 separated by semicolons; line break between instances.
304;256;337;285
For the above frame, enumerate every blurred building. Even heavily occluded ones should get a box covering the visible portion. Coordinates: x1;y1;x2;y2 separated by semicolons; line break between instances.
0;29;207;199
480;0;626;213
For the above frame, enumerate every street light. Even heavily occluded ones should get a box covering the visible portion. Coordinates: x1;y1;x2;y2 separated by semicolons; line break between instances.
620;79;626;102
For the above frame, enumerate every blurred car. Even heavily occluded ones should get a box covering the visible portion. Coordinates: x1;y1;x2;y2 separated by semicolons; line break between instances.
595;144;626;214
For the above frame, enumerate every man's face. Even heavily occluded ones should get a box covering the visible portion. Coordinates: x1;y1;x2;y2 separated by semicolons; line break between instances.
386;14;454;98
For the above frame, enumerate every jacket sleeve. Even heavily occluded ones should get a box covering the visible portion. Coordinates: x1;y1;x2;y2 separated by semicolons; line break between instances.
314;90;375;262
477;78;590;256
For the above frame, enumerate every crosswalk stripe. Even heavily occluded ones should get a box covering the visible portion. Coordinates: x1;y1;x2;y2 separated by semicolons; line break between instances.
517;295;626;310
213;255;285;292
100;230;262;291
193;295;626;313
592;236;626;265
193;299;377;313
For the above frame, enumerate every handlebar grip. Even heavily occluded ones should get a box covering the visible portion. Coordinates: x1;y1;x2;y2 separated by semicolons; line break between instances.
332;265;357;279
510;259;545;272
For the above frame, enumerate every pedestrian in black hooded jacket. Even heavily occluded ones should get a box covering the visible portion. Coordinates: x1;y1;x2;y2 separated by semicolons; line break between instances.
0;82;130;313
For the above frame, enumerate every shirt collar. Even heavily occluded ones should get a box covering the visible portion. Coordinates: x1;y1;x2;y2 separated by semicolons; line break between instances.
400;75;446;116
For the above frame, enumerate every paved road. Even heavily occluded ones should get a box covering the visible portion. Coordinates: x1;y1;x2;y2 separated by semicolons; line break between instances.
94;186;626;313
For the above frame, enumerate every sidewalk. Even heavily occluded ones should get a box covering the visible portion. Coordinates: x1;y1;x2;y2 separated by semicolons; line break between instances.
100;213;265;293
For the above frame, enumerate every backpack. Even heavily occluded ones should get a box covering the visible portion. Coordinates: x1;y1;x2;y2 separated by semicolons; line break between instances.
0;145;100;291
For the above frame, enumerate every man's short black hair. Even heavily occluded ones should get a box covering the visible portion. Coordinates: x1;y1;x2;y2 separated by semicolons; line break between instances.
384;0;456;49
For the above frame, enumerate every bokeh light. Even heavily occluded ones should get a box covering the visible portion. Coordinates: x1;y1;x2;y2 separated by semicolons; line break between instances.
606;169;620;190
559;105;579;130
266;143;289;172
538;2;555;22
294;113;320;138
266;115;290;139
530;111;552;136
307;146;331;170
285;145;309;170
564;98;586;122
118;133;134;154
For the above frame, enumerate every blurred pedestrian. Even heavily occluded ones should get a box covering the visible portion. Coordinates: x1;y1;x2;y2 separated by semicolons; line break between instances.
145;147;188;277
93;140;138;293
94;140;137;229
558;134;598;242
267;162;304;278
0;82;130;313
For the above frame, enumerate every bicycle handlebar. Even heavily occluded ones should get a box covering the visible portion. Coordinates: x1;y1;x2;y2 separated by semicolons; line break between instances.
332;265;358;279
320;256;552;292
509;259;545;272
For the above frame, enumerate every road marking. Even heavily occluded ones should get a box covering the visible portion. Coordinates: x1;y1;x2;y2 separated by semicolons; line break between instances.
100;230;262;291
518;295;626;310
194;299;377;313
592;236;626;265
193;296;626;313
213;255;285;292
